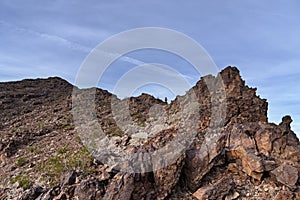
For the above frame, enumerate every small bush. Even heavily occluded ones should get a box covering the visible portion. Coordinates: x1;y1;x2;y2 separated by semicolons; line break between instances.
57;147;69;154
36;146;95;186
75;135;81;143
16;157;26;167
134;113;142;119
106;126;123;137
27;146;43;154
10;174;33;189
137;121;146;127
64;125;75;130
67;147;94;171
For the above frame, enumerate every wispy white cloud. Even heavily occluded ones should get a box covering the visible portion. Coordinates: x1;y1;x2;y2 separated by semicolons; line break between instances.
112;63;192;99
0;20;92;53
0;0;299;138
0;20;148;67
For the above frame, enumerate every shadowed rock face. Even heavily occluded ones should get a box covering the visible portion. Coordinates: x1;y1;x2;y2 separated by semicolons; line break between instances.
0;66;299;200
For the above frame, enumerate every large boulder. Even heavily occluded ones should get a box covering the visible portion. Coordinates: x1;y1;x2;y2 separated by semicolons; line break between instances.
193;177;234;200
271;163;298;188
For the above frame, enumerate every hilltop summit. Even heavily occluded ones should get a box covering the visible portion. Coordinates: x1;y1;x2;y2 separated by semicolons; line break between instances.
0;66;299;199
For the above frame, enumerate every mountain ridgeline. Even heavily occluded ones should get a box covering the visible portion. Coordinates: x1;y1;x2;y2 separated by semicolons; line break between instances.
0;67;299;200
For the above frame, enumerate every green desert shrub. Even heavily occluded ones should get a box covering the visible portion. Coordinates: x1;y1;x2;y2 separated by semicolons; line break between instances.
10;173;33;189
16;157;27;167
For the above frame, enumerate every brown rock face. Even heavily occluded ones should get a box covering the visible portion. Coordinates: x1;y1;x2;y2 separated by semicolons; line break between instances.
271;163;299;188
193;177;234;200
0;66;299;199
103;173;134;200
185;130;227;191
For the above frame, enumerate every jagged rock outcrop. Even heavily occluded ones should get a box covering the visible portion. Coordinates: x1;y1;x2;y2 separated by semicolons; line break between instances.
0;66;299;199
193;177;234;200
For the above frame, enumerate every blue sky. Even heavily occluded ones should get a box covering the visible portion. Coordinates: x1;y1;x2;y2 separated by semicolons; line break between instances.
0;0;299;135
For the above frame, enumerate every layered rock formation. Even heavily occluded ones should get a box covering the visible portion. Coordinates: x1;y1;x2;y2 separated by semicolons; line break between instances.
0;66;299;200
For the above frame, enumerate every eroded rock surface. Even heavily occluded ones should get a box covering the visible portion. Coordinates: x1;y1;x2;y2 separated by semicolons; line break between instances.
0;67;299;199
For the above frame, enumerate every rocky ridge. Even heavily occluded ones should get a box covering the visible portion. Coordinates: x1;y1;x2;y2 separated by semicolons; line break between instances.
0;66;299;199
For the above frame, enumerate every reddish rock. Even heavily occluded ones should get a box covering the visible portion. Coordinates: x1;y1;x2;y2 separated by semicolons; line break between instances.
104;173;134;200
0;66;299;200
193;177;234;200
274;189;295;200
271;163;298;187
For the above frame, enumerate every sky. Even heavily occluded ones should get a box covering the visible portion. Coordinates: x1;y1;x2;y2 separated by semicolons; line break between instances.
0;0;299;135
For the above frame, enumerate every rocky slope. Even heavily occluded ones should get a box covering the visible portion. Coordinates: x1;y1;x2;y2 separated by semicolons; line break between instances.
0;66;299;200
